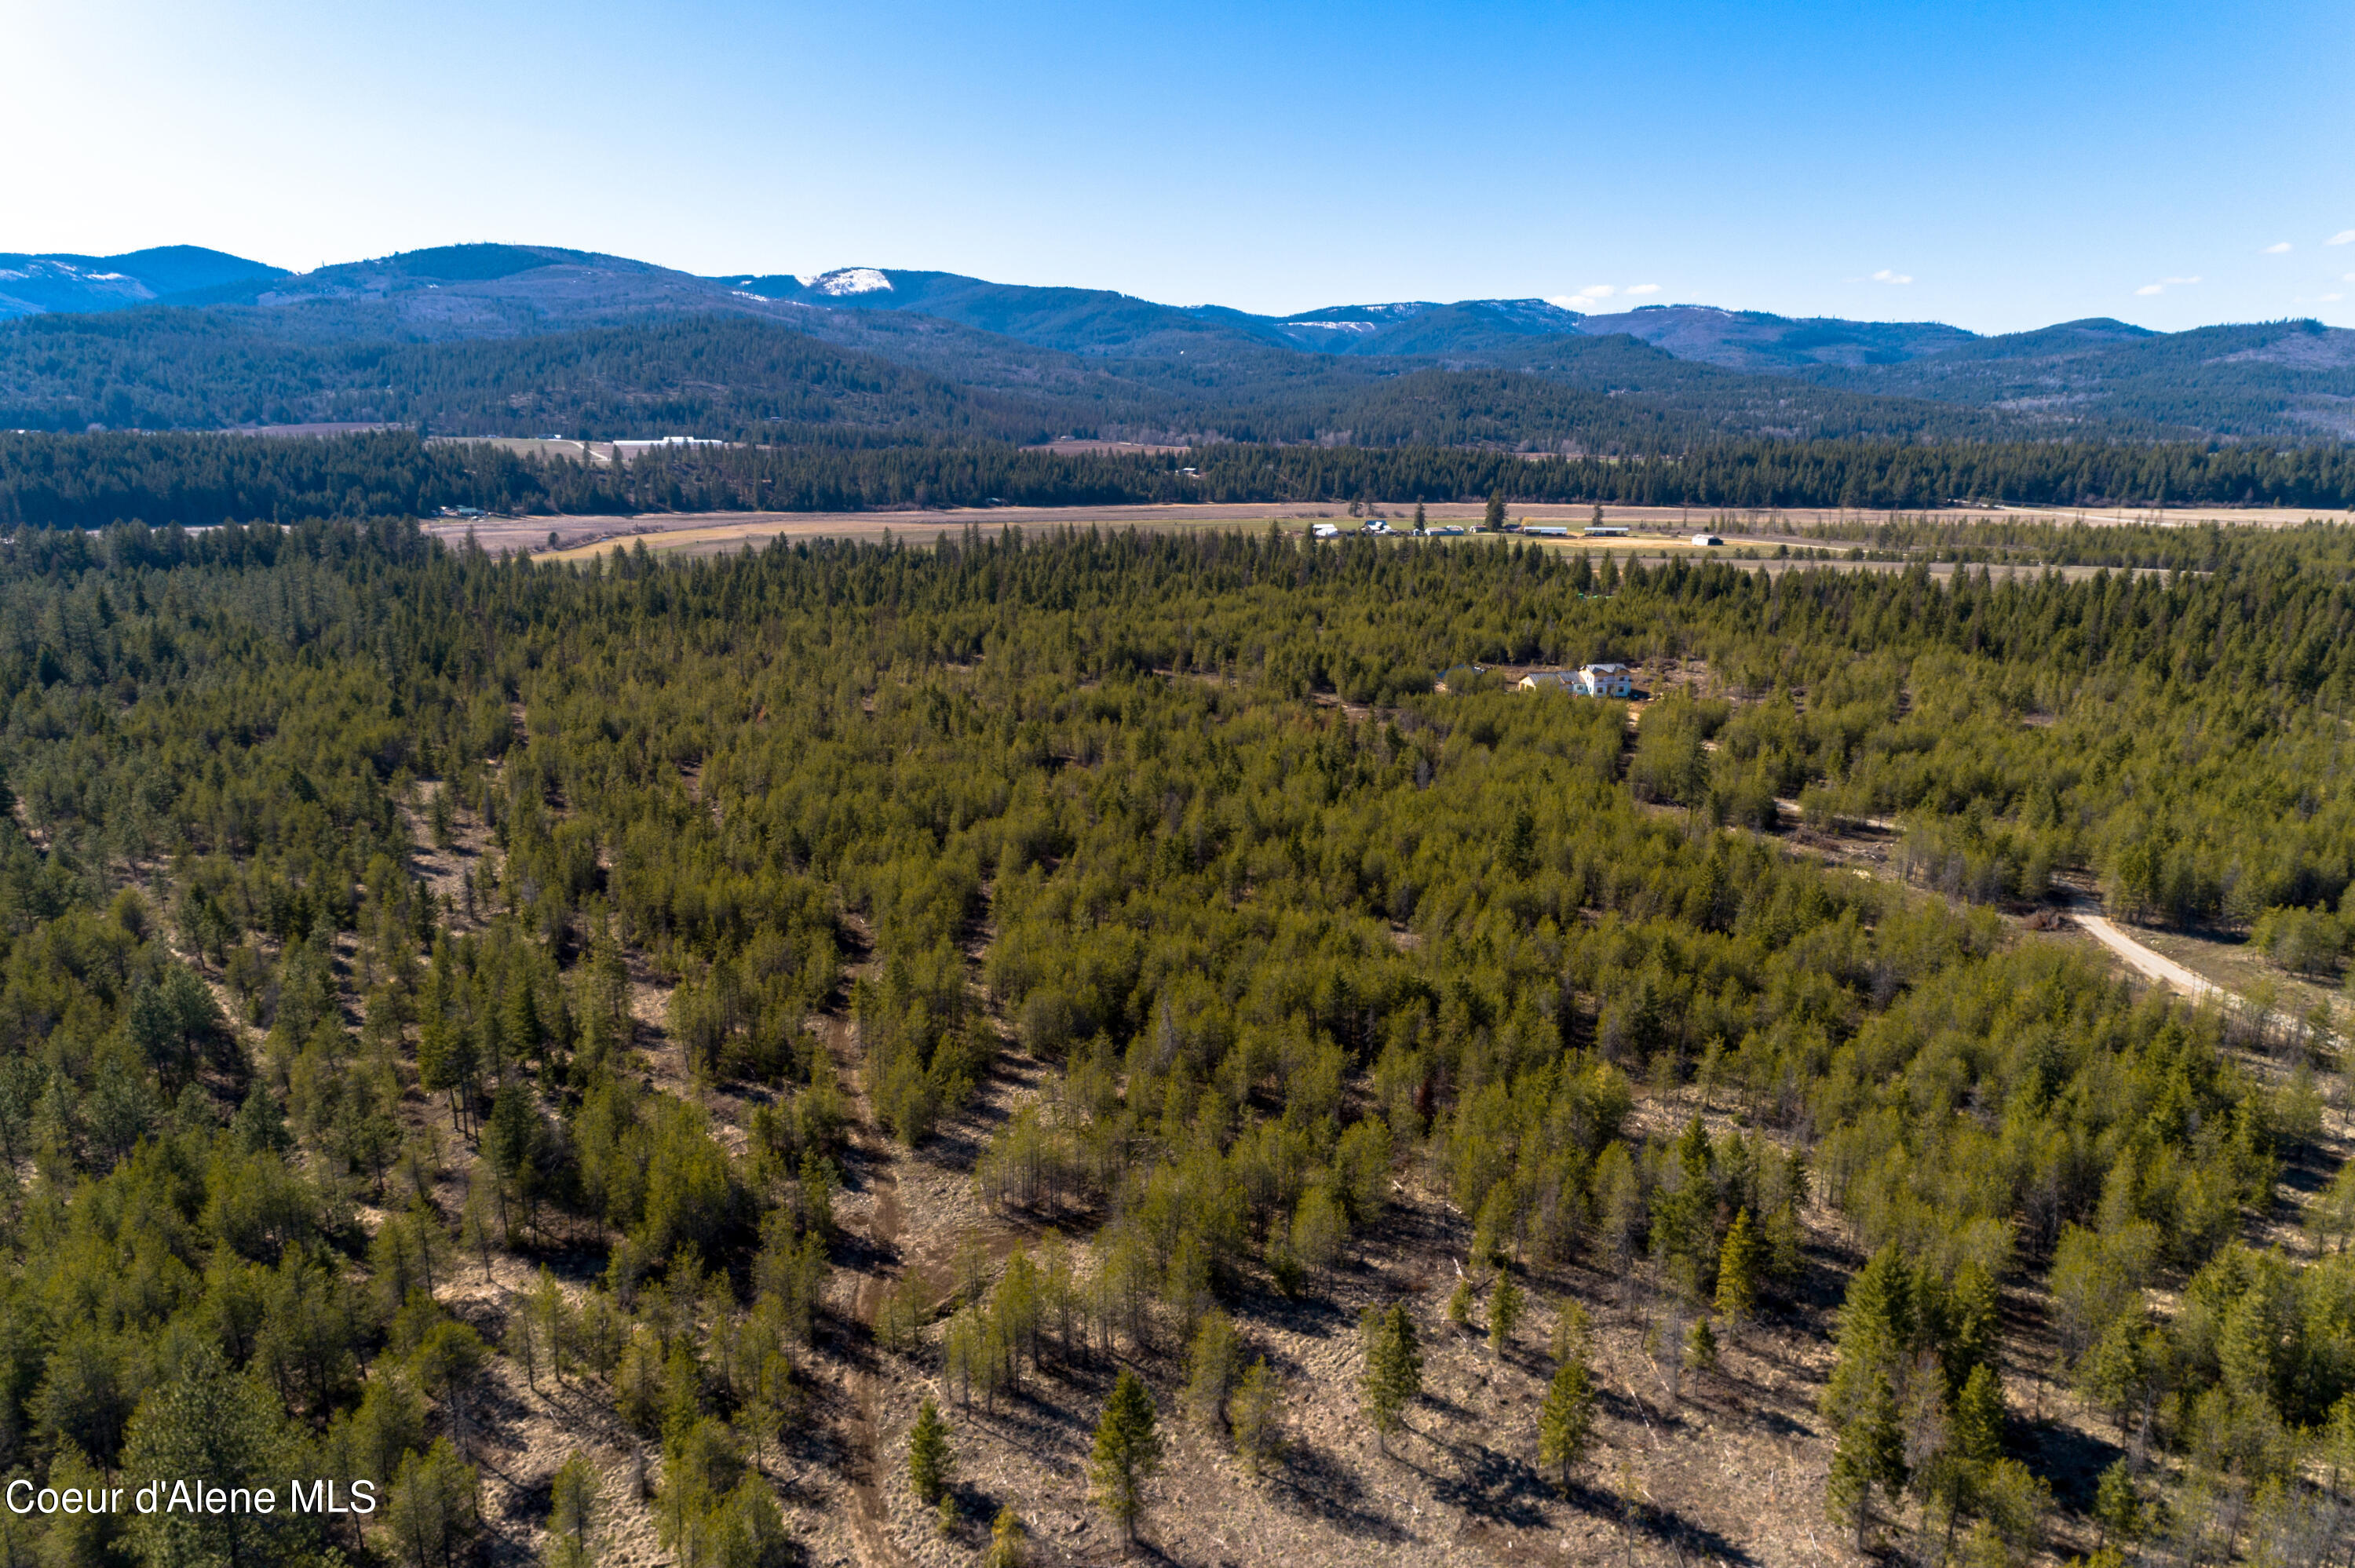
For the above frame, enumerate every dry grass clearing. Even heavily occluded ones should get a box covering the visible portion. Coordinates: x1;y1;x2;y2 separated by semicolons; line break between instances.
426;498;2350;570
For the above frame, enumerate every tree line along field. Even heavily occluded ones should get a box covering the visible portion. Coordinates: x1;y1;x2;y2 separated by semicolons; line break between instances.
10;429;2355;534
3;518;2355;1568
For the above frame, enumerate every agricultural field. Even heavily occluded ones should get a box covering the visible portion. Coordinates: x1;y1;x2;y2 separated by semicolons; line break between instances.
427;501;2355;569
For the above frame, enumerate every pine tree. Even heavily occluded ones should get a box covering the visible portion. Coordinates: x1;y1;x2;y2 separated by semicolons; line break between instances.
1952;1363;2004;1466
460;1176;501;1280
1821;1243;1912;1431
984;1506;1027;1568
233;1081;292;1154
1088;1368;1163;1546
385;1439;480;1568
1447;1274;1477;1332
907;1397;953;1507
1685;1317;1718;1372
1229;1357;1286;1479
1553;1297;1593;1366
1539;1352;1597;1497
1827;1370;1906;1551
1714;1207;1764;1325
1943;1260;2000;1392
2093;1458;2142;1547
532;1267;575;1384
122;1343;310;1568
1490;1273;1524;1354
1182;1309;1242;1435
546;1452;601;1568
2076;1313;2149;1436
1360;1302;1422;1455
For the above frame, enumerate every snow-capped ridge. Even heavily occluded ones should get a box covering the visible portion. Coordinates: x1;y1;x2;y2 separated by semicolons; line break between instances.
794;268;893;296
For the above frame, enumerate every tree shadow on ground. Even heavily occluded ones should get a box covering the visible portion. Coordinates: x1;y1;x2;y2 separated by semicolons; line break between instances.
1551;1481;1763;1568
2017;1414;2124;1512
1414;1424;1554;1530
1270;1437;1410;1543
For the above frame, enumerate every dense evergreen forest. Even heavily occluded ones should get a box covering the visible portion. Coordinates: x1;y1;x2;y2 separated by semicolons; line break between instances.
7;428;2355;531
0;314;1066;445
2;516;2354;1568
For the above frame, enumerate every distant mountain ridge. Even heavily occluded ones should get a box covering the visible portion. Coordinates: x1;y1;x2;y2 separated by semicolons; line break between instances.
2;242;2350;440
0;246;286;318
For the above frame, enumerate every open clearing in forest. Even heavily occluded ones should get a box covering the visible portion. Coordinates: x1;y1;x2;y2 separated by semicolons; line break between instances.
424;498;2351;566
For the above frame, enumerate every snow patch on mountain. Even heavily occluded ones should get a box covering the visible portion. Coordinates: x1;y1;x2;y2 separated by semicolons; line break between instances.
794;268;893;296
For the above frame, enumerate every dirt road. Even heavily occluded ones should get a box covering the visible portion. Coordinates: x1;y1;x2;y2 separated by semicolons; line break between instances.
2072;912;2229;1002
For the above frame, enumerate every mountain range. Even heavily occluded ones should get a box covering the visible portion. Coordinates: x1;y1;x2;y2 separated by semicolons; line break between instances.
2;242;2351;444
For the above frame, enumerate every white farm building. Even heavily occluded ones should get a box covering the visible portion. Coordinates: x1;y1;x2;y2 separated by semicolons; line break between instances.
1577;662;1633;696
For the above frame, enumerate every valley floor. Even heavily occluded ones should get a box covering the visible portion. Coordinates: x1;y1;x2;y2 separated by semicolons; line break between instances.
425;501;2355;565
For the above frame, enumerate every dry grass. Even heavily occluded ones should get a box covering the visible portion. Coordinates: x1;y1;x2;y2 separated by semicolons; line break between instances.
2129;926;2351;1033
420;498;2355;569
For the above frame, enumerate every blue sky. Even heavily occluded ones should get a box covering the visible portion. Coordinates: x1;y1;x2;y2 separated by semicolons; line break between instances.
5;0;2351;333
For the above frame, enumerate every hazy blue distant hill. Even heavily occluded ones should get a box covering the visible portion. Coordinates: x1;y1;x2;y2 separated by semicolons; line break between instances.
1930;317;2160;359
1801;317;2355;439
1247;299;1591;356
0;246;285;318
730;268;1293;357
192;243;784;340
1565;304;1978;369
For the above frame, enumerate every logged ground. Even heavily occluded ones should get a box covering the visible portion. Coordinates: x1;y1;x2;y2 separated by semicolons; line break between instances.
311;666;2355;1568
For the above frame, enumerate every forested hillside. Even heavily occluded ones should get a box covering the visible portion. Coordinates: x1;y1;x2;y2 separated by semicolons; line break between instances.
1800;320;2355;443
8;428;2355;531
0;314;1069;443
9;243;2351;440
0;516;2352;1568
0;305;2054;447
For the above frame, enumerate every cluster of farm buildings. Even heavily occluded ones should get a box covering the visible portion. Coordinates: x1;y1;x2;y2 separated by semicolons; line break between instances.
1517;663;1634;697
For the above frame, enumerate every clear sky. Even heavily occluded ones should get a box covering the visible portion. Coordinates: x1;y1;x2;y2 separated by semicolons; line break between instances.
5;0;2351;334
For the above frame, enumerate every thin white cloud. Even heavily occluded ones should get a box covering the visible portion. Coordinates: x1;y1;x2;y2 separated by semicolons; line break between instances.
2134;284;2163;296
1871;268;1913;284
2344;272;2355;283
1544;283;1661;308
2263;241;2293;253
2136;275;2202;296
2328;230;2355;246
2323;293;2346;303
